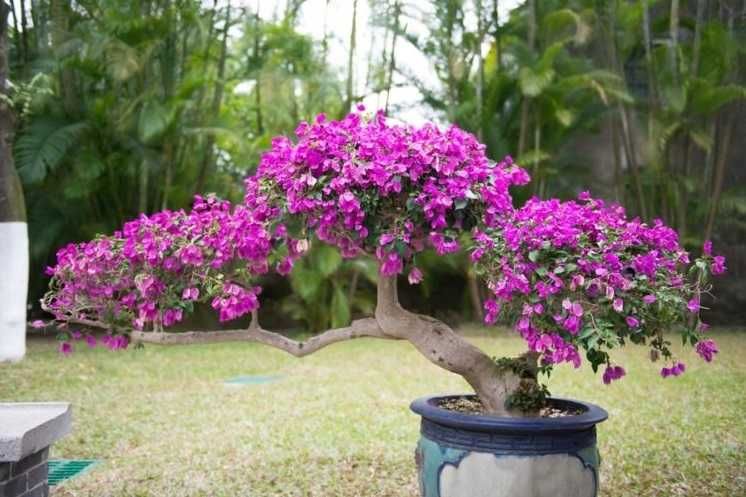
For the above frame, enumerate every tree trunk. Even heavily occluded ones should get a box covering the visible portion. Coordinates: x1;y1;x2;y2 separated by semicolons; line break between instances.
467;270;483;322
517;0;536;157
18;0;27;64
344;0;358;114
0;2;28;362
51;0;77;116
384;1;400;115
642;0;657;147
8;0;20;62
611;117;624;203
138;158;149;213
253;11;264;135
475;0;485;140
195;1;231;194
492;0;501;70
704;110;735;241
161;141;174;210
610;1;647;218
678;0;707;237
374;276;525;416
669;0;680;85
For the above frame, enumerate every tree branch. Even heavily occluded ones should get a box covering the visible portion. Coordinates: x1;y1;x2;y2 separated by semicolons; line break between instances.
130;317;393;357
40;302;394;358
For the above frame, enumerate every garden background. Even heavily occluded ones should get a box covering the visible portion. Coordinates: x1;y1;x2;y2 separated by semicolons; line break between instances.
5;0;745;331
2;2;746;496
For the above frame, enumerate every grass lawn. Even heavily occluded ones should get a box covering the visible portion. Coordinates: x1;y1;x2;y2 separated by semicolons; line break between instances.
2;327;745;497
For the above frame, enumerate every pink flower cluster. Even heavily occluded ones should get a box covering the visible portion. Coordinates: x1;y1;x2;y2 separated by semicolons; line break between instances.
57;332;128;357
43;110;725;388
474;193;726;382
44;110;526;338
44;195;276;333
244;109;528;277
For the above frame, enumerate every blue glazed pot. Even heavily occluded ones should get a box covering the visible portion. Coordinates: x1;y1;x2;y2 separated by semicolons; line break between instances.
411;395;608;497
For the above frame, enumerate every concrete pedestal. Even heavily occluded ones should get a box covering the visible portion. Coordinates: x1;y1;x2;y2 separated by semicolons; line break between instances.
0;403;72;497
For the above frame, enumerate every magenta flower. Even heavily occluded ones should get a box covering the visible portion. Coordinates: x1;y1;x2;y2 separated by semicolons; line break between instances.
31;320;47;329
179;245;204;266
703;240;712;256
483;299;501;325
276;257;294;276
625;316;640;328
182;287;200;300
562;315;581;335
613;298;624;313
380;252;403;276
661;362;686;378
696;339;718;362
162;308;183;327
643;294;657;305
712;255;726;275
58;342;73;357
86;335;97;348
408;267;424;285
602;365;626;385
687;297;700;313
571;302;584;317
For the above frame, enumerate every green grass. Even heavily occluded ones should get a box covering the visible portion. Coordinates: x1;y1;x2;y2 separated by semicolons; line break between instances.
2;328;745;497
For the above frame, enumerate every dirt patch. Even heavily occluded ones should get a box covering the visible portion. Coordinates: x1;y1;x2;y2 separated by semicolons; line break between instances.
437;396;582;417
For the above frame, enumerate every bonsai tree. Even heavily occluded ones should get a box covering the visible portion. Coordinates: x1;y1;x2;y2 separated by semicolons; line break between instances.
40;110;724;416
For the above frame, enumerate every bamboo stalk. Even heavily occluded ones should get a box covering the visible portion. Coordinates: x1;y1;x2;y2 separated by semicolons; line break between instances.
344;0;358;113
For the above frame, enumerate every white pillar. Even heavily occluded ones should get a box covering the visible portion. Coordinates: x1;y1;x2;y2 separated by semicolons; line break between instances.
0;222;28;362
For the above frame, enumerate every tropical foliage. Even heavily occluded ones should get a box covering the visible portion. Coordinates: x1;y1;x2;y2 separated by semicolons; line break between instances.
6;0;745;326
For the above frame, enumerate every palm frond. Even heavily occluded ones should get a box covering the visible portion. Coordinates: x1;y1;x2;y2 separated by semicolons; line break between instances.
15;118;88;184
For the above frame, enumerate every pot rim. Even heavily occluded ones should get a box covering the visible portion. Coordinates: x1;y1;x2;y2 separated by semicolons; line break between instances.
410;394;608;433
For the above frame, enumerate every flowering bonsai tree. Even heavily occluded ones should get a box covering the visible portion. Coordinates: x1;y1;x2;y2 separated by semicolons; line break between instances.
40;110;725;416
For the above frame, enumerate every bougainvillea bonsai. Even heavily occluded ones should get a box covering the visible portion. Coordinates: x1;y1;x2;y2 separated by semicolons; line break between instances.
40;110;725;417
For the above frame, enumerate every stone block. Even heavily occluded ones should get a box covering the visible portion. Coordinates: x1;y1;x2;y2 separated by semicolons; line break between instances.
10;450;47;478
0;404;71;462
25;463;47;491
23;483;49;497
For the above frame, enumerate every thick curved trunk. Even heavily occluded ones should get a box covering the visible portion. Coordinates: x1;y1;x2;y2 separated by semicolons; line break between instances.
374;276;523;416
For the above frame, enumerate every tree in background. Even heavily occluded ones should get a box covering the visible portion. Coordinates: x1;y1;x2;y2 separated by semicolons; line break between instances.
0;1;28;361
8;0;345;316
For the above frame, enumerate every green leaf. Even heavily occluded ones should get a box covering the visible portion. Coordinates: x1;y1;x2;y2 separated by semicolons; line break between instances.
138;100;173;144
16;119;88;184
313;245;342;277
394;240;408;256
689;82;746;115
554;107;575;127
528;250;540;263
578;327;595;339
542;10;591;46
105;40;141;81
330;285;351;328
519;67;555;97
517;149;551;166
289;266;322;301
